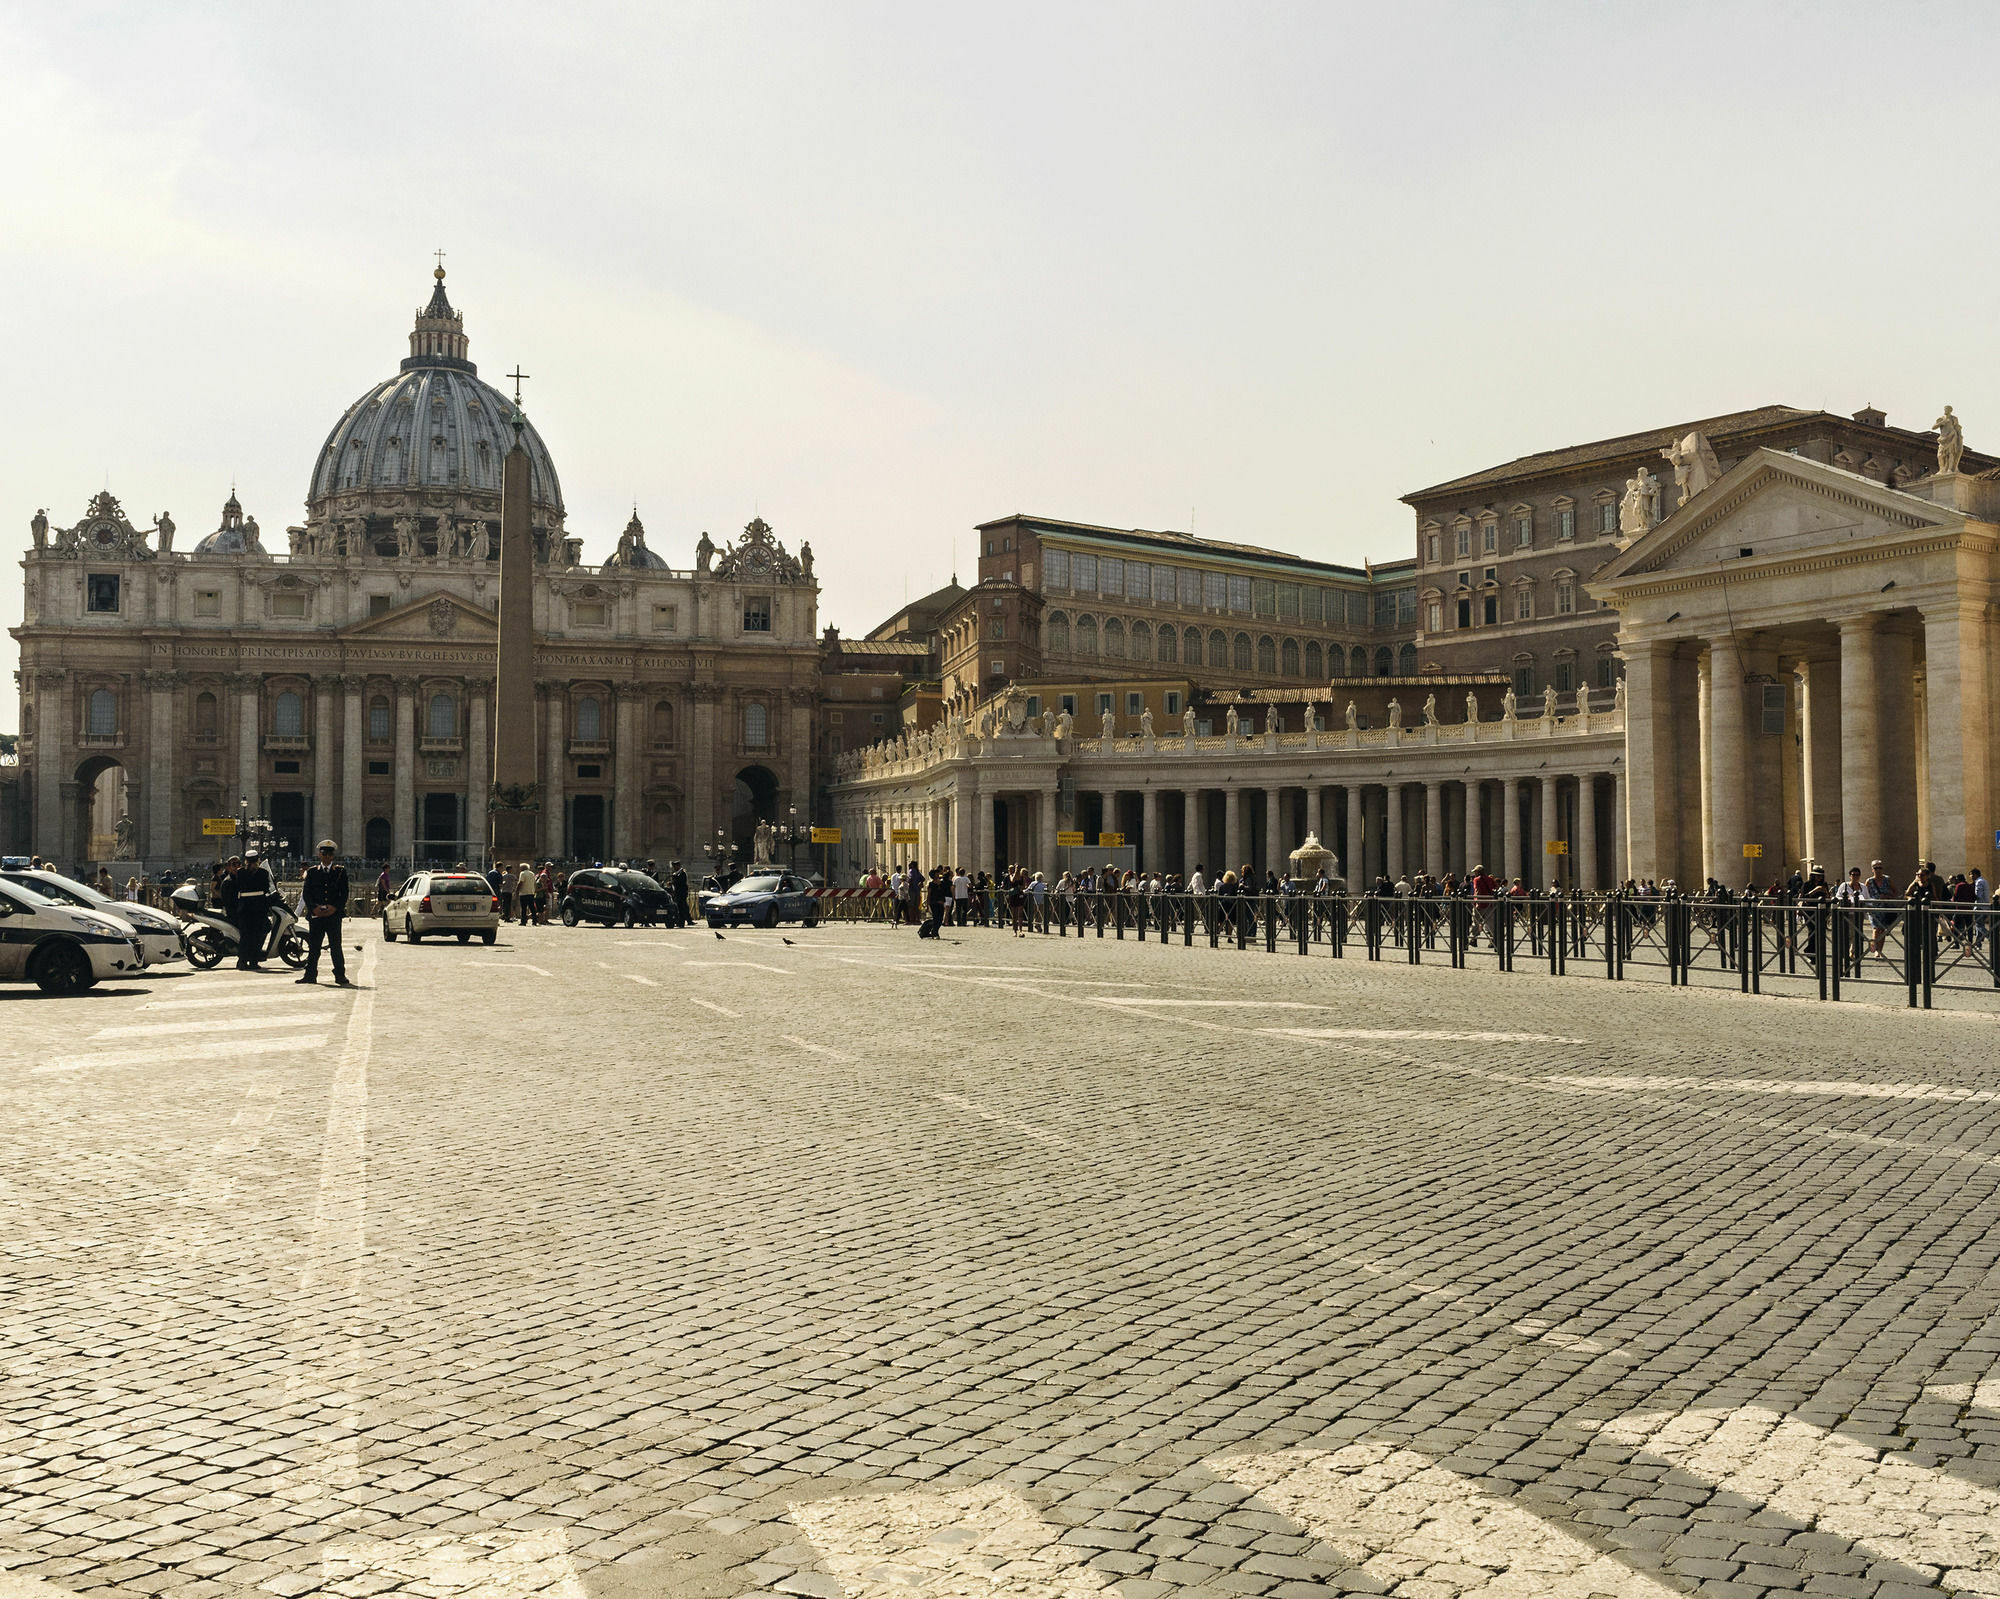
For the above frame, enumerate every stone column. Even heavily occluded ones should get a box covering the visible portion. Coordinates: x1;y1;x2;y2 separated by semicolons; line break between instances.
465;682;489;862
312;676;336;851
1503;779;1521;884
980;787;999;875
33;669;65;861
1462;781;1480;875
1801;655;1843;873
1696;650;1714;882
391;676;417;867
341;677;364;856
1540;773;1560;888
1043;785;1060;875
542;682;568;859
688;684;718;867
613;687;640;860
1837;614;1881;870
1875;626;1920;872
145;670;176;859
1424;782;1443;877
1613;771;1628;885
1224;786;1242;873
952;784;974;875
1922;601;1993;870
1577;773;1598;892
1305;785;1322;848
1385;784;1403;881
1264;786;1281;878
1183;789;1201;876
234;673;261;810
1621;640;1680;884
1705;643;1747;885
1141;788;1159;872
1345;785;1362;883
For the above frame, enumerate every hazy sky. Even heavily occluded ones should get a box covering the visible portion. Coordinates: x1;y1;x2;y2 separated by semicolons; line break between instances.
7;0;1998;719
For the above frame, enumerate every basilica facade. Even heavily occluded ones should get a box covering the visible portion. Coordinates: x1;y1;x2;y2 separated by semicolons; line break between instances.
10;270;819;872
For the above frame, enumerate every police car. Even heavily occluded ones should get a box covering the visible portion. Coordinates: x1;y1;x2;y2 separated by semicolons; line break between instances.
0;878;146;994
0;868;185;967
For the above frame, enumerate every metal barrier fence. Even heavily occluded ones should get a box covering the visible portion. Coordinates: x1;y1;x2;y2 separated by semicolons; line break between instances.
815;888;1998;1009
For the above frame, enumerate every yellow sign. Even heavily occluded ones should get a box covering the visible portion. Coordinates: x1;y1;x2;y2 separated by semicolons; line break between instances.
810;826;841;845
1056;830;1085;847
889;828;919;845
1544;839;1567;855
1097;832;1126;847
1743;843;1764;858
202;818;238;837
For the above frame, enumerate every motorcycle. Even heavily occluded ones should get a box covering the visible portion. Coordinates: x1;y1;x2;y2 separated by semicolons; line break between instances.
169;885;308;971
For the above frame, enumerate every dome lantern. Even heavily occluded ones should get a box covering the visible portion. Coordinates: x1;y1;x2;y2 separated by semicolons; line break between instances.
404;265;473;374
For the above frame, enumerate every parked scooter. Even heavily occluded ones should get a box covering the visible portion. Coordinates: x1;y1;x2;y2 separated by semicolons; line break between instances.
169;884;307;970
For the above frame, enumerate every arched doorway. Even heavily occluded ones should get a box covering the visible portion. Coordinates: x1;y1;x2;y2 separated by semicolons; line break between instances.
732;764;778;862
73;755;131;864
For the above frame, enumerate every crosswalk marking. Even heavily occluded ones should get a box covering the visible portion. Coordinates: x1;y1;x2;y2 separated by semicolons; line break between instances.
1265;1026;1580;1042
1547;1075;2000;1103
143;991;331;1012
91;1011;333;1040
1207;1445;1677;1596
781;1035;856;1062
931;1091;1076;1150
689;997;740;1018
1603;1405;2000;1581
319;1529;585;1599
618;973;658;986
34;1035;328;1073
790;1482;1109;1599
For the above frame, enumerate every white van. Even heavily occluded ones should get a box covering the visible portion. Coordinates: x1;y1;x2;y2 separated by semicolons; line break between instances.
0;880;147;994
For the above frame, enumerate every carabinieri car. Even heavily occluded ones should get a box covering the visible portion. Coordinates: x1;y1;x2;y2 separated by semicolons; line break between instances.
702;872;819;930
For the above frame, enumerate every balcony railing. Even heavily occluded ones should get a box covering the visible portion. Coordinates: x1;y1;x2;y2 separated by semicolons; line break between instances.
263;734;311;752
568;738;611;755
420;736;463;753
78;732;126;749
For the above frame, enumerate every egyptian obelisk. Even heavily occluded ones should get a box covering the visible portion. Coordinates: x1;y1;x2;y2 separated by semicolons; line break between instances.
489;412;539;858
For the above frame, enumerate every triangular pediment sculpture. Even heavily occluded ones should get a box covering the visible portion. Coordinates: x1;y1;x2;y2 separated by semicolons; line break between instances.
337;590;500;641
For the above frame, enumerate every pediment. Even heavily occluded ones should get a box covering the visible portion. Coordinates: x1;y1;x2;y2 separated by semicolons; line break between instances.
1596;449;1959;584
338;590;499;642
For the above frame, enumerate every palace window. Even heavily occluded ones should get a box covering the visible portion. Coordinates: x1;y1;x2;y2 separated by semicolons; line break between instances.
1281;638;1300;676
1516;587;1534;621
1096;693;1113;717
743;595;771;631
1165;691;1182;716
427;693;455;739
1349;646;1368;678
1257;636;1277;674
368;697;391;741
1455;526;1471;559
1277;583;1299;620
369;594;392;617
1555;661;1575;693
1304;641;1322;677
1229;575;1252;613
1348;591;1370;627
1210;629;1227;665
1059;694;1076;715
576;696;603;741
1152;564;1174;603
1103;618;1125;658
1303;587;1323;623
1045;548;1069;587
1515;515;1533;548
1076;615;1098;655
1157;625;1176;664
1047;612;1069;653
275;691;304;736
1481;522;1497;554
1233;633;1253;671
87;689;117;736
1126;692;1143;717
744;703;768;748
1374;647;1393;677
1399;643;1417;675
1178;567;1200;605
1555;579;1576;614
1426;533;1441;565
1597;501;1617;535
1425;600;1443;633
1100;557;1123;596
87;574;121;614
1204;571;1227;609
1073;553;1097;591
1253;580;1276;617
1555;506;1576;540
1513;663;1536;697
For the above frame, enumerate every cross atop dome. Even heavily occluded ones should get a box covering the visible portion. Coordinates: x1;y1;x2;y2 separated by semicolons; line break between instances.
406;259;472;373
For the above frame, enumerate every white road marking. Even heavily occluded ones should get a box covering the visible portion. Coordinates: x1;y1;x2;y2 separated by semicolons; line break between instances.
301;940;376;1293
320;1528;585;1599
684;960;793;974
1269;1027;1583;1042
1926;1377;2000;1408
790;1482;1108;1599
780;1035;856;1062
34;1035;328;1073
0;1564;89;1597
618;973;658;986
1208;1445;1676;1596
1509;1317;1608;1353
1549;1075;2000;1103
470;961;552;976
1603;1405;2000;1582
689;998;740;1018
142;991;333;1011
91;1010;334;1040
931;1091;1076;1150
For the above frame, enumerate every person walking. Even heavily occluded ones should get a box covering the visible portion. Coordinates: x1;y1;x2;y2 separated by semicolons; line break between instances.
951;866;970;927
296;840;352;986
515;861;538;925
233;848;274;970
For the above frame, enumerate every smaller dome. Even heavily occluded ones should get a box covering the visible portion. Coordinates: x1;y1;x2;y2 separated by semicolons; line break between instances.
604;510;669;570
194;491;268;556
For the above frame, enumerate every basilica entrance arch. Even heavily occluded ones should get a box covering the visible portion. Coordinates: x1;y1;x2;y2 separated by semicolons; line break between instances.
73;753;131;865
732;764;778;861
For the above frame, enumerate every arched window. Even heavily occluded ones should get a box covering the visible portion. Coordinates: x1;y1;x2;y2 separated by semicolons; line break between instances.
1076;615;1098;656
369;696;391;741
1350;647;1369;678
1281;639;1300;677
194;691;218;736
1374;646;1393;677
1103;618;1125;658
576;696;602;741
87;689;117;736
1399;643;1418;675
1256;636;1277;674
1304;642;1322;678
744;702;768;748
1211;631;1230;668
1157;625;1176;664
1130;621;1150;660
427;693;455;739
1047;612;1069;654
1233;633;1252;671
274;690;304;735
651;701;675;745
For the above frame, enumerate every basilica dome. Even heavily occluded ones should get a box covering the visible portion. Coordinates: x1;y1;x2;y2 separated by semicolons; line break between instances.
303;269;565;556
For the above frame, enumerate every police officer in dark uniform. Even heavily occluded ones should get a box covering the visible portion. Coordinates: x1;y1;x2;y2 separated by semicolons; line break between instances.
297;839;351;986
669;860;690;928
234;847;274;969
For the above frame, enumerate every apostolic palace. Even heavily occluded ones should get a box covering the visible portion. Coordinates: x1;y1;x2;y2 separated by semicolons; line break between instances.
7;270;1998;895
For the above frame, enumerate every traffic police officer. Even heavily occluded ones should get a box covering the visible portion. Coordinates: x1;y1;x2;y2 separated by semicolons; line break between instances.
233;848;274;969
297;840;351;986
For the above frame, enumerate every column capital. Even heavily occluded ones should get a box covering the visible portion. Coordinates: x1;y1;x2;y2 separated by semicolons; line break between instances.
390;675;421;696
336;673;369;693
228;671;262;693
1837;610;1882;637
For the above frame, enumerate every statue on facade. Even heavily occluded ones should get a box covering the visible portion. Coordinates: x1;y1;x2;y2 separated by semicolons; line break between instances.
153;511;175;553
754;819;777;861
1344;700;1358;730
799;540;814;578
113;815;136;859
29;508;48;550
1613;676;1627;711
1387;698;1402;729
1502;687;1517;721
1466;689;1479;724
1661;430;1723;508
1422;692;1438;725
975;703;994;741
1936;405;1965;474
1139;707;1153;737
1303;703;1317;733
287;525;308;555
470;522;491;561
1544;684;1558;718
393;516;418;559
1055;709;1073;741
695;531;716;572
1100;708;1115;741
1182;704;1197;736
1618;465;1659;540
1224;704;1240;737
241;515;265;555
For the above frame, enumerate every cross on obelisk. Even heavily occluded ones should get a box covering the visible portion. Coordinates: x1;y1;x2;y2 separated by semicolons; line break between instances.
507;366;530;404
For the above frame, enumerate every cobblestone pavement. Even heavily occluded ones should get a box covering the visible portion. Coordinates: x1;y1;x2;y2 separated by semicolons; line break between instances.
4;921;2000;1599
